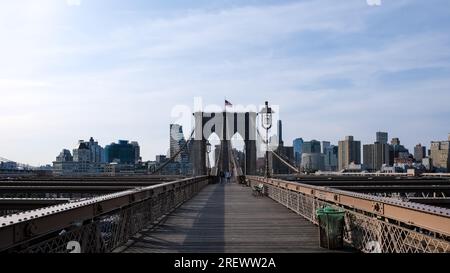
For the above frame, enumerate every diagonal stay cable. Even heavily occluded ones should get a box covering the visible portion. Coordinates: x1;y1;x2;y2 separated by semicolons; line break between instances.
256;128;299;173
150;129;195;175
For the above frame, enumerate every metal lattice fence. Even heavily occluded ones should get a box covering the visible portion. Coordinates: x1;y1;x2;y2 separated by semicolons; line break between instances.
6;178;209;253
251;179;450;253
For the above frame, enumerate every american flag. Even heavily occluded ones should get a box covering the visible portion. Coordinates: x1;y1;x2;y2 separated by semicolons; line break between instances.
225;100;232;107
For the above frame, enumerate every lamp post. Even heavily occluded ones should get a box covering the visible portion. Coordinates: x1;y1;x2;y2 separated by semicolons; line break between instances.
260;101;273;178
206;140;212;154
244;142;247;177
206;140;212;175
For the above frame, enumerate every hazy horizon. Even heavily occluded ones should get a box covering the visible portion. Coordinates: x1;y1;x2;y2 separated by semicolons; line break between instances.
1;0;450;166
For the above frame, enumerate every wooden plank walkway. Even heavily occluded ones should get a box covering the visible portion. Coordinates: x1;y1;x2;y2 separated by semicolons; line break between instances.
121;182;338;253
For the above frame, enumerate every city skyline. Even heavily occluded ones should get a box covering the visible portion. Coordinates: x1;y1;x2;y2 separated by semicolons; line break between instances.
1;0;450;166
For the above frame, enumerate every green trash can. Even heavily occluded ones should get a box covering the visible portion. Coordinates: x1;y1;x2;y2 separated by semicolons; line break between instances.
316;206;345;250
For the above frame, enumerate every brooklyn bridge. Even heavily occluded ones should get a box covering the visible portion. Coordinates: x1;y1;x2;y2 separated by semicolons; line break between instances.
1;105;449;253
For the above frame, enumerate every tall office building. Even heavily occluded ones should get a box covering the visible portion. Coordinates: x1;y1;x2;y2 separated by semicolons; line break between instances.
56;149;73;162
170;124;188;163
338;136;361;171
391;138;401;146
54;138;106;175
155;155;166;163
72;138;105;163
130;141;142;163
293;138;304;166
105;140;140;164
301;153;325;173
277;120;284;147
321;141;331;154
87;137;105;163
414;144;426;163
430;134;450;172
73;141;90;163
299;140;324;173
324;145;338;171
389;137;409;164
363;142;390;171
271;145;295;174
376;132;388;144
303;140;321;154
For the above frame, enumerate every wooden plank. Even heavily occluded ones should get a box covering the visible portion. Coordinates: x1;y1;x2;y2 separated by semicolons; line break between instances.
122;182;344;253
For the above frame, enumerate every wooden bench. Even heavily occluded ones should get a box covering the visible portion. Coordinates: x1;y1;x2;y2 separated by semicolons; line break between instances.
252;183;264;197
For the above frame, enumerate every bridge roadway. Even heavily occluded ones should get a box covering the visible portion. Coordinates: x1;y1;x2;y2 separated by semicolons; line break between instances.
119;181;339;253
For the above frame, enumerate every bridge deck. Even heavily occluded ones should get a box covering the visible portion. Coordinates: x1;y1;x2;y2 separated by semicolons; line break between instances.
120;182;336;253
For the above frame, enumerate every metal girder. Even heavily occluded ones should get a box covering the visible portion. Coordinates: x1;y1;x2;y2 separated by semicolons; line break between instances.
0;186;136;194
0;181;166;187
0;198;70;210
0;175;184;182
248;176;450;237
279;179;450;187
272;174;450;182
330;185;450;193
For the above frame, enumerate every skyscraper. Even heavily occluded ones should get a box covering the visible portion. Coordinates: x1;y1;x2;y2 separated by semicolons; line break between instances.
301;153;325;173
130;141;142;163
277;120;284;147
73;141;90;163
376;132;388;144
324;145;338;171
170;124;188;163
363;142;390;171
389;137;409;164
293;138;304;166
303;140;321;154
414;144;426;163
363;133;390;171
87;137;105;163
105;140;140;164
391;138;401;146
321;141;331;154
56;149;73;162
338;136;361;171
72;138;105;163
430;134;450;172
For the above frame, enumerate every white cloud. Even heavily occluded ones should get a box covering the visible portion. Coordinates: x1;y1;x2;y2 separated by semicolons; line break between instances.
66;0;81;7
367;0;382;6
0;0;449;165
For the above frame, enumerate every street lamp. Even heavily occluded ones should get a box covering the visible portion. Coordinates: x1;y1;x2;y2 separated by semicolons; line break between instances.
206;140;212;154
260;101;273;178
244;142;247;177
206;140;212;175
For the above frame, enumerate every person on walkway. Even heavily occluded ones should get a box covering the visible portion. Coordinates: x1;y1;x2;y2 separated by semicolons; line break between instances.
219;171;225;184
226;171;231;184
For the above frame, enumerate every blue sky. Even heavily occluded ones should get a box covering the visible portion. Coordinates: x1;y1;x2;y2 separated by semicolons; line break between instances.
1;0;450;166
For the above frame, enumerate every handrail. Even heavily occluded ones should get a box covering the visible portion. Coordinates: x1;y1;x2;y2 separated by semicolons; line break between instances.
247;176;450;237
0;176;210;252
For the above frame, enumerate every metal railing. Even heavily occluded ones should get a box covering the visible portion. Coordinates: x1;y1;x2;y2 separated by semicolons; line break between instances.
248;176;450;253
0;176;211;253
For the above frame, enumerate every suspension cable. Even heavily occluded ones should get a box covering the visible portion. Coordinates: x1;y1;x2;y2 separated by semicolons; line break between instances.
270;150;300;173
256;128;299;173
